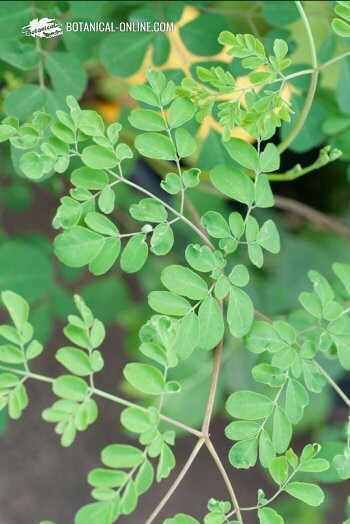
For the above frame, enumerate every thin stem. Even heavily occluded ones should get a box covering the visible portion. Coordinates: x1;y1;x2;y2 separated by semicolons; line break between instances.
206;438;243;523
0;365;202;437
319;51;350;71
314;361;350;408
278;1;318;154
274;195;350;241
202;339;223;436
108;169;213;248
144;438;205;524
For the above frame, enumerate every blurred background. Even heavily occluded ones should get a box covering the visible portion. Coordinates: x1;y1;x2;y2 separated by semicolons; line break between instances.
0;1;349;522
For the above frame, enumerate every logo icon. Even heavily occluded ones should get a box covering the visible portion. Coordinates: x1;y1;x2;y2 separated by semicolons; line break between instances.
22;18;63;38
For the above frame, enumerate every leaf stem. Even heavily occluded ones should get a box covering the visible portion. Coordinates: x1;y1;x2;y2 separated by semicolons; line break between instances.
314;361;350;407
0;365;202;437
144;438;205;524
278;1;318;153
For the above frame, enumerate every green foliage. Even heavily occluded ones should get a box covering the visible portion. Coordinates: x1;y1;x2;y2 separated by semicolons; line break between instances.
0;3;350;523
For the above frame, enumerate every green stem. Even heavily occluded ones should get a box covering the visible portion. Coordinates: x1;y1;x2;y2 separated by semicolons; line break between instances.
278;1;318;154
0;365;202;437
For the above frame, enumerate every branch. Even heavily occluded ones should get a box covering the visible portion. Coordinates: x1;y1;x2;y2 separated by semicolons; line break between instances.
314;361;350;407
206;438;244;523
202;339;223;436
144;438;205;524
275;195;350;240
0;365;202;437
278;1;319;153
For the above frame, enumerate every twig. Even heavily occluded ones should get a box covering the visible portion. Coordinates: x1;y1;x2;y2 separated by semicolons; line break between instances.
144;438;205;524
278;1;319;154
0;365;202;437
314;361;350;407
206;438;243;523
275;195;350;240
202;340;223;436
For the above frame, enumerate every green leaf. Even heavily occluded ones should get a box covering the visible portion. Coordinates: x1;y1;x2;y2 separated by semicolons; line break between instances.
161;265;208;300
85;212;117;236
120;233;148;274
78;110;105;137
120;407;151;433
53;375;88;401
210;164;255;205
128;109;166;132
262;1;299;25
258;507;284;524
1;290;29;330
229;264;249;287
225;420;260;440
168;98;196;128
150;223;174;256
333;262;350;294
259;430;276;468
255;174;274;208
298;292;322;319
201;211;230;238
54;226;104;268
285;378;309;423
81;146;117;170
101;443;144;468
19;152;46;180
180;13;228;56
164;514;199;524
124;363;165;395
226;391;273;420
135;459;154;495
75;501;119;524
272;406;292;454
160;173;182;195
148;291;191;316
183;168;200;188
269;456;289;485
285;482;324;507
229;439;258;469
88;469;127;489
260;143;280;172
130;198;167;223
89;238;121;276
174;312;200;360
135;133;176;160
98;186;115;214
185;244;216;273
0;344;24;363
45;52;87;99
56;347;92;376
257;220;280;253
129;84;158;106
100;32;153;77
332;18;350;37
4;85;46;120
227;287;254;338
224;138;259;171
198;295;224;351
175;128;196;157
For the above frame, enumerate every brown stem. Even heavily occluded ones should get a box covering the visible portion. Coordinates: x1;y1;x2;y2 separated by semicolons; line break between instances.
206;438;244;523
202;339;224;436
275;195;350;241
144;438;205;524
